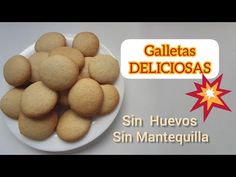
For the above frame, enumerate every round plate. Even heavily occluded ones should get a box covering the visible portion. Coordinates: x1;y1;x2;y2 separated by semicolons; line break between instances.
0;34;124;152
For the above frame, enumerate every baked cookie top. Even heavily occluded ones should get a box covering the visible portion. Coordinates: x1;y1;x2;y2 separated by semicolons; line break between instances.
35;32;66;52
19;111;58;140
99;84;120;115
50;47;85;70
3;55;31;86
0;88;24;119
21;81;58;118
72;32;99;57
88;54;119;84
29;52;49;82
39;55;79;91
57;110;91;142
68;78;103;117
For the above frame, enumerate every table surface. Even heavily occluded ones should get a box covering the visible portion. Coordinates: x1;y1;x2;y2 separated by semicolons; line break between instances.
0;22;235;154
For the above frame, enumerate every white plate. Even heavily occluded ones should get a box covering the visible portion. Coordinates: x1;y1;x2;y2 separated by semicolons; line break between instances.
0;34;124;152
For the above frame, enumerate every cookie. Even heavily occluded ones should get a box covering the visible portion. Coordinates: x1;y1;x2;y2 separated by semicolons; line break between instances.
56;110;91;142
88;54;119;84
39;55;79;91
68;78;103;117
78;57;95;80
58;90;69;107
72;32;99;57
3;55;31;86
0;88;24;119
50;47;85;70
99;85;119;115
35;32;66;52
29;52;49;82
21;81;58;118
19;111;58;140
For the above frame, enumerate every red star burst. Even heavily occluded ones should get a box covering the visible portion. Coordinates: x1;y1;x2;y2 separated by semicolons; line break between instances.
186;74;231;122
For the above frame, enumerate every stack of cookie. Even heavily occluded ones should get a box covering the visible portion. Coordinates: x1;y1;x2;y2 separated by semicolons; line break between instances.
0;32;120;142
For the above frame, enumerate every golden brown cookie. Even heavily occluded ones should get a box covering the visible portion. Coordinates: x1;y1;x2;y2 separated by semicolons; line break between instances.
88;54;119;84
21;81;58;118
35;32;66;52
39;55;79;91
78;57;95;80
72;32;99;57
29;52;49;82
68;78;103;117
3;55;31;86
58;90;69;107
56;110;91;142
19;111;58;140
50;47;85;70
0;88;24;119
99;85;119;115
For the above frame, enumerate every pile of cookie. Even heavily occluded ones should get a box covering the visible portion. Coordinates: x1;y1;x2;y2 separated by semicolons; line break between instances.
0;32;120;142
